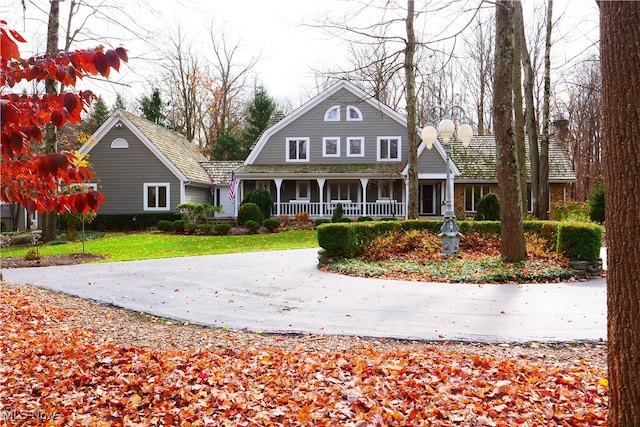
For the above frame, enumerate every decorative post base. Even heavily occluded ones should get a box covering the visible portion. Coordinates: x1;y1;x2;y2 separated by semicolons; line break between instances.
439;214;461;255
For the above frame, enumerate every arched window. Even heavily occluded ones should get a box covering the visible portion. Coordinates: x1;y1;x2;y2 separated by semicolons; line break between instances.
324;105;340;121
110;138;129;149
346;105;363;121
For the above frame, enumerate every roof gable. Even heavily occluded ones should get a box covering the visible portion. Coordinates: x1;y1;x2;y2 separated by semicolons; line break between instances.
80;110;212;184
245;80;409;164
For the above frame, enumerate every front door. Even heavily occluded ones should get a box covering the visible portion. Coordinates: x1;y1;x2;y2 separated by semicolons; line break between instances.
421;184;436;215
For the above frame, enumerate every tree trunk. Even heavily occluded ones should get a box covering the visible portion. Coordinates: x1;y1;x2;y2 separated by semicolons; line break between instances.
600;2;640;425
404;0;418;219
512;4;527;215
493;0;526;263
515;2;540;217
41;0;61;243
536;0;552;219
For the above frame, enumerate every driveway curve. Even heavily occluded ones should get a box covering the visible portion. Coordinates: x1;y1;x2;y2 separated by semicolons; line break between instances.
2;248;607;343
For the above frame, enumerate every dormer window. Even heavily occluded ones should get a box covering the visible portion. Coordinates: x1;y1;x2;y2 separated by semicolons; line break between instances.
346;105;363;121
324;105;340;121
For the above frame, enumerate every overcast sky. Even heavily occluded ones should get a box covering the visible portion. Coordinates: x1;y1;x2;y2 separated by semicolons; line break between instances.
3;0;600;111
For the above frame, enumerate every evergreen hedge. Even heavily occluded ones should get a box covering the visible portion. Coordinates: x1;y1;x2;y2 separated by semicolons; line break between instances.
318;219;603;261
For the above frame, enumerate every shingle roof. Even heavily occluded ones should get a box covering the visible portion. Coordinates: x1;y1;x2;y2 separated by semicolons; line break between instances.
200;161;244;184
449;135;576;182
118;110;213;184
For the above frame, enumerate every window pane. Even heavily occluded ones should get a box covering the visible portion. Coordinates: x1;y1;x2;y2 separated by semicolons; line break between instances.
289;140;297;159
473;186;482;210
326;138;338;155
148;186;157;208
349;138;362;155
158;186;167;208
389;139;398;159
298;140;307;159
465;186;473;211
380;139;389;159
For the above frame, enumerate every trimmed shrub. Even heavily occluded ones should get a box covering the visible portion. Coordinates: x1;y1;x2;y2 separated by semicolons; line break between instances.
474;193;500;221
244;220;260;233
335;217;352;223
214;223;232;235
238;202;262;225
157;220;174;231
315;218;331;227
242;186;274;220
262;218;281;232
197;223;214;234
317;223;357;257
184;222;198;234
317;218;600;262
557;222;604;261
589;181;605;223
357;216;374;222
173;220;188;232
331;203;344;222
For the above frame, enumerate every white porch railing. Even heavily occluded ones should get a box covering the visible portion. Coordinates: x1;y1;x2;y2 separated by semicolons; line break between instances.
277;201;405;218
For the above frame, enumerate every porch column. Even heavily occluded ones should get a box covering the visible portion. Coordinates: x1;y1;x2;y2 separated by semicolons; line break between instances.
317;178;326;217
274;179;283;216
359;178;369;217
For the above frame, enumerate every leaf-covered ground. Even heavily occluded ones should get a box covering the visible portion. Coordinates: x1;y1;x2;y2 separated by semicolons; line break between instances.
326;231;580;284
0;286;608;426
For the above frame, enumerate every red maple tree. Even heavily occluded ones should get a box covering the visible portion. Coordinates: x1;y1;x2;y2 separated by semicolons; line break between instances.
1;20;127;214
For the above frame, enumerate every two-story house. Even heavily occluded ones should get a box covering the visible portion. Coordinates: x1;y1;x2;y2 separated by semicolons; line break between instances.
232;80;575;219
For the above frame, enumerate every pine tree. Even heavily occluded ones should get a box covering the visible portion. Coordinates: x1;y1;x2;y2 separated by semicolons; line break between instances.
242;86;275;157
80;95;110;135
139;88;166;126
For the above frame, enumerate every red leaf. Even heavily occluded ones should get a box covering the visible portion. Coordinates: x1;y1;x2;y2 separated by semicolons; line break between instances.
105;50;120;71
51;110;65;128
64;93;79;114
94;51;109;77
115;47;128;62
73;195;87;213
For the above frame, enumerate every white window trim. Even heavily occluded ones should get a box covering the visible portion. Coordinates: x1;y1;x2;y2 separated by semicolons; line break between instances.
377;181;395;201
143;183;170;211
347;137;365;157
324;105;340;121
285;137;310;162
377;136;402;162
464;185;491;212
322;137;341;157
111;138;129;149
329;183;352;202
346;105;363;121
296;181;310;201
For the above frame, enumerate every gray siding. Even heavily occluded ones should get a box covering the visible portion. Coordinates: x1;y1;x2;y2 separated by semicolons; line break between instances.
417;147;447;172
252;88;410;165
88;125;182;214
184;186;210;204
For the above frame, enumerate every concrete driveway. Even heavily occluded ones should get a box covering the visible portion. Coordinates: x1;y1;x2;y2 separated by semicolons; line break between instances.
1;248;607;343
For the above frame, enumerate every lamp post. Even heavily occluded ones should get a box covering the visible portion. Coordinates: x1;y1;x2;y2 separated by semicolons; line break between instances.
421;105;473;255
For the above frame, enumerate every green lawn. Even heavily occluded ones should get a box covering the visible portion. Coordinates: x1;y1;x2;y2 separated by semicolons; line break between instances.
0;230;318;263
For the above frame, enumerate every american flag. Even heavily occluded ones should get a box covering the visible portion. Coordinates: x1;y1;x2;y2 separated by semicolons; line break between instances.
229;171;236;200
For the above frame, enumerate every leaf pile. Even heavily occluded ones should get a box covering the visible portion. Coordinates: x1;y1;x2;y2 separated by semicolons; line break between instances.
1;288;607;426
330;231;575;284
